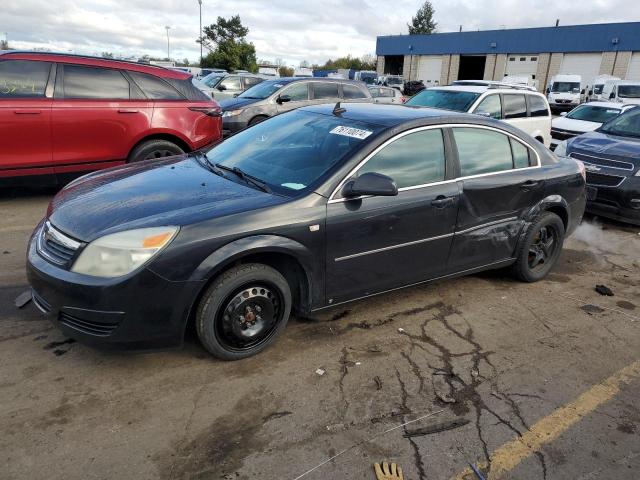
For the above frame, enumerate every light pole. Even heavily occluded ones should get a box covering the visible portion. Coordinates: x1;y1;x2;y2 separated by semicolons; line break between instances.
197;0;203;66
165;26;171;61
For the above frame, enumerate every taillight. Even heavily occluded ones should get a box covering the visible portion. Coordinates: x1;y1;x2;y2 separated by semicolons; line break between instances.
576;160;586;182
189;106;222;117
401;96;407;103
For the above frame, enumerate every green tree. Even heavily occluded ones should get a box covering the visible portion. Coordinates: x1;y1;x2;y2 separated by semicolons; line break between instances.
314;54;377;71
1;39;10;50
200;15;257;72
101;51;114;58
278;66;294;77
408;1;437;34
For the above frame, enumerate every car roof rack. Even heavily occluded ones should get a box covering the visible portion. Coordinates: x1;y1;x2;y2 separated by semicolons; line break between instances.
452;80;537;91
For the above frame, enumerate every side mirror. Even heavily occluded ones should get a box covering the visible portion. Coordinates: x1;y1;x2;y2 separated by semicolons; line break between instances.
609;92;615;99
546;87;550;94
217;84;227;91
560;112;567;117
341;172;398;198
580;89;585;95
276;94;291;104
589;90;593;96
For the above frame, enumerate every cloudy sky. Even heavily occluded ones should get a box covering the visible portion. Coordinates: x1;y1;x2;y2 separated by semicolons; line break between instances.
2;1;640;66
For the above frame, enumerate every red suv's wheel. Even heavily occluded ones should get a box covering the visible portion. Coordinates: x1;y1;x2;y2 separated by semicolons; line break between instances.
128;140;185;163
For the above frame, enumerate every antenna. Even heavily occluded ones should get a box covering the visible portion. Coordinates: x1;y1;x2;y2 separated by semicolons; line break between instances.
333;102;346;116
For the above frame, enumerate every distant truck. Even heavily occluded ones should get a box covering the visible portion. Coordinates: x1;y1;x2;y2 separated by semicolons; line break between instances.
293;67;313;77
354;70;378;85
546;74;583;112
258;66;279;77
589;75;620;101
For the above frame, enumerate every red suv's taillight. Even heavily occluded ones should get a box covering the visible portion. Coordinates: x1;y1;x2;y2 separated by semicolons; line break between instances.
189;106;222;117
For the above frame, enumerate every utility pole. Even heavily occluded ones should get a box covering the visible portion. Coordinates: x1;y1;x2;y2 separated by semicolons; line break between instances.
197;0;203;66
165;26;171;60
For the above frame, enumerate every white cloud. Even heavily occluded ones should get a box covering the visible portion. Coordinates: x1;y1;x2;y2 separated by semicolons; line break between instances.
2;0;639;65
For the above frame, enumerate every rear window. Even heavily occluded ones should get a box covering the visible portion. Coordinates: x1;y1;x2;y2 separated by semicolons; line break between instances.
406;89;480;112
528;95;550;117
63;65;130;99
343;84;367;99
0;60;51;98
503;94;527;119
128;71;183;100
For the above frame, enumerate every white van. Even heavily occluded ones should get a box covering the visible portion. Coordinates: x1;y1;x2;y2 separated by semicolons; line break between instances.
405;84;552;147
546;74;582;112
601;80;640;105
589;75;620;101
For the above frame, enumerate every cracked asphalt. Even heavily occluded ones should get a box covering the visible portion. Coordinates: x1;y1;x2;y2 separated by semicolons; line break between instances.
1;188;639;480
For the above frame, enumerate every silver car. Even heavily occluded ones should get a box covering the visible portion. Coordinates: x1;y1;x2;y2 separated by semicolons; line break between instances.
368;86;405;104
219;77;373;136
200;73;266;100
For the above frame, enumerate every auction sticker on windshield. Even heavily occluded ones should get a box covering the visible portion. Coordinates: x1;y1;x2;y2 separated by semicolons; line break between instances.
330;126;373;140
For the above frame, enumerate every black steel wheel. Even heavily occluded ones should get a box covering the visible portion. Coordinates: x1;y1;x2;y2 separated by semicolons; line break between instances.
196;263;292;360
511;212;565;282
128;139;184;163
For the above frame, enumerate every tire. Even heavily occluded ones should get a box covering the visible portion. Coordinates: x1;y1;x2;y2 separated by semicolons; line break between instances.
511;212;565;282
196;263;292;360
248;115;268;127
128;139;184;163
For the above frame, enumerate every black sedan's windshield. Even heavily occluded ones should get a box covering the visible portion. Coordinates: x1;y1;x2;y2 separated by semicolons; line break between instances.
405;89;480;112
598;107;640;138
206;110;382;194
238;80;287;99
566;105;621;123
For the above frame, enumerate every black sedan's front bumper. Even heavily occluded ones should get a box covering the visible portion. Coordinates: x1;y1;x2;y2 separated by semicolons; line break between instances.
27;236;205;351
585;176;640;226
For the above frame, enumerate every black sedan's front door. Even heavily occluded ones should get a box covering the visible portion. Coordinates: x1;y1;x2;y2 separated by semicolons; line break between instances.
324;128;459;305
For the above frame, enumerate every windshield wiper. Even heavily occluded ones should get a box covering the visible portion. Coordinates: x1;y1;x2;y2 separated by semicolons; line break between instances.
215;164;272;193
193;152;225;177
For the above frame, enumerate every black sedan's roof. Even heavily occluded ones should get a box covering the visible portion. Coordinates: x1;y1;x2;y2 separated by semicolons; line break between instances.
301;102;468;127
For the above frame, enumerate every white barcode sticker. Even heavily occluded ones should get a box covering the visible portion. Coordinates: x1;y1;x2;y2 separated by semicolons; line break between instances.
330;126;373;140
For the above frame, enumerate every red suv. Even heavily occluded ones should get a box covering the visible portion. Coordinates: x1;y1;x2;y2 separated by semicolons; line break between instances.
0;52;222;185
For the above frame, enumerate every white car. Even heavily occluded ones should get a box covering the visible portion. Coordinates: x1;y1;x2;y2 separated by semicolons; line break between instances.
368;86;405;104
549;101;636;150
405;84;552;147
601;80;640;106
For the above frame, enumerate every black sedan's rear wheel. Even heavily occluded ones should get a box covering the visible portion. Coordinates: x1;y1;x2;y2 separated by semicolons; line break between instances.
196;264;292;360
128;139;184;163
511;212;565;282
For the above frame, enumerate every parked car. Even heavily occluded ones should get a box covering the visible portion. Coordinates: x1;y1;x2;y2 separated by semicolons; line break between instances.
218;77;372;136
27;103;586;359
546;74;583;112
368;86;405;104
403;80;425;96
199;68;226;79
0;51;221;186
555;106;640;225
354;70;378;85
378;75;404;90
200;73;266;101
191;77;214;98
406;84;552;147
550;101;635;150
600;80;640;106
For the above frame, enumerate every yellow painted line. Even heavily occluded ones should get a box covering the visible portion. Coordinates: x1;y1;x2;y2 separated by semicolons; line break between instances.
451;359;640;480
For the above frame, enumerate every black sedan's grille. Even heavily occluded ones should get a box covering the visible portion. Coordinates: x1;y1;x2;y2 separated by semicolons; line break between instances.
585;172;625;187
551;128;582;141
36;222;82;267
59;312;120;337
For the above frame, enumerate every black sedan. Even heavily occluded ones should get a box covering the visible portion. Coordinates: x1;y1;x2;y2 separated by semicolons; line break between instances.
27;103;586;360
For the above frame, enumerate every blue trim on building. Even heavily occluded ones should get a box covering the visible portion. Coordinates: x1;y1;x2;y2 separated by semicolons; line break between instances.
377;22;640;56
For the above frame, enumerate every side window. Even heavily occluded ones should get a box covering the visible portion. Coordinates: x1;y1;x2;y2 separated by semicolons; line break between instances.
0;60;51;98
282;82;309;101
528;95;550;117
343;84;366;99
63;65;130;99
453;128;513;176
474;94;502;119
244;76;263;87
368;88;381;98
128;71;183;99
382;88;396;98
503;94;527;119
357;129;446;189
510;138;532;169
313;82;339;99
220;76;242;90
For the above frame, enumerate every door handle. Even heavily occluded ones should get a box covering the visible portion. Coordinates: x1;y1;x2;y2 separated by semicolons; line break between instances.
520;180;540;189
431;195;455;208
117;109;139;113
14;109;42;114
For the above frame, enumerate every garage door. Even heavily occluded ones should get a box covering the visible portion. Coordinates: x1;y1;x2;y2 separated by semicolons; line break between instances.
560;53;603;88
416;56;442;86
626;52;640;81
504;54;539;88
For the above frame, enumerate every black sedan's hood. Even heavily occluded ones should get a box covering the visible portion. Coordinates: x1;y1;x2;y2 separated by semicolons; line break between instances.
218;97;263;110
569;130;640;161
49;156;283;242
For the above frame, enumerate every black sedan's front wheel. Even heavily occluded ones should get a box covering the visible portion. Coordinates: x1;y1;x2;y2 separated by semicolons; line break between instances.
511;212;565;282
196;264;292;360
